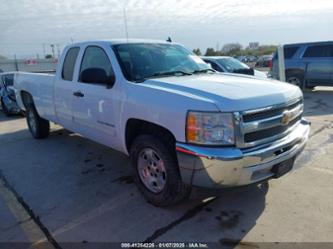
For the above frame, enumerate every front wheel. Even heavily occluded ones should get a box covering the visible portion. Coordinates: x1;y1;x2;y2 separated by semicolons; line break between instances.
130;135;190;206
26;105;50;139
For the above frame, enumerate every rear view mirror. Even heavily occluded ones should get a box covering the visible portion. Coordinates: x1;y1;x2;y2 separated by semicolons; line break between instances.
80;68;115;88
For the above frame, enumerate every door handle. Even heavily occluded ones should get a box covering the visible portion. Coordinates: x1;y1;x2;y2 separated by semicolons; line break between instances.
73;91;84;97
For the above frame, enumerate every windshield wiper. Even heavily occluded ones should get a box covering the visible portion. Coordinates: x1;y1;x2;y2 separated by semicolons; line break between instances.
134;70;192;83
134;69;208;83
192;68;216;74
148;70;193;79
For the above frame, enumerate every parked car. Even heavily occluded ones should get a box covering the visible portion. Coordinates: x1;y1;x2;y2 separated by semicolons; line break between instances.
247;55;258;62
234;55;247;62
255;54;273;68
14;40;310;206
0;72;21;116
202;56;267;79
271;41;333;89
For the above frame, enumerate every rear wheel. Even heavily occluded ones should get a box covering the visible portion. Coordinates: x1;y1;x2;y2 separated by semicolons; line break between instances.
26;104;50;139
286;74;304;88
130;135;190;206
1;98;10;116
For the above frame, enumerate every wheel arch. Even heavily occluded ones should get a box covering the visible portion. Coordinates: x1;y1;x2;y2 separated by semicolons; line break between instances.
285;68;305;78
125;118;176;154
20;91;35;109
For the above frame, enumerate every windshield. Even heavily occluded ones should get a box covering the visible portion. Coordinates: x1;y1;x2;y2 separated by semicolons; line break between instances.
217;58;249;72
113;43;210;82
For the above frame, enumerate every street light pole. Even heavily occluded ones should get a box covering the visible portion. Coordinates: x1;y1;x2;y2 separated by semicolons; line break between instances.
50;44;55;59
42;43;46;58
123;7;129;42
56;44;60;58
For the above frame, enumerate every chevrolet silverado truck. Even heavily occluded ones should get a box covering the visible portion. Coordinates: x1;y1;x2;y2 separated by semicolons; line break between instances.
14;40;310;206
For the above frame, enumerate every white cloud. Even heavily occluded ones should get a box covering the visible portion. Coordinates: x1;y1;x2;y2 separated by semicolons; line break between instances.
0;0;332;57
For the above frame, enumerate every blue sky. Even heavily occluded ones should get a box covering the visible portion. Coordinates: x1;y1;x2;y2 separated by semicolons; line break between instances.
1;0;333;58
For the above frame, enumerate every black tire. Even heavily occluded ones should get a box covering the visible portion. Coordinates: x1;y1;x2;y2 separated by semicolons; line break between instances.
1;98;10;116
286;74;304;89
26;104;50;139
130;134;190;207
304;85;315;91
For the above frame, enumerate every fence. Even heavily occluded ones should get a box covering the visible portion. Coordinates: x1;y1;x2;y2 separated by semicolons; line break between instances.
0;58;57;73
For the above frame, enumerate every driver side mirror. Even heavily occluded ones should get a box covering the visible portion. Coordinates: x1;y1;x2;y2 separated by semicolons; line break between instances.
80;68;115;88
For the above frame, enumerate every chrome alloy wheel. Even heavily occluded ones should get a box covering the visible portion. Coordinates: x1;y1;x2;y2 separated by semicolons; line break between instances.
28;110;37;134
137;148;167;193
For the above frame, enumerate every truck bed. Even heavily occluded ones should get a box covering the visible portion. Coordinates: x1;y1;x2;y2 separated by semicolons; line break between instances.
15;72;56;122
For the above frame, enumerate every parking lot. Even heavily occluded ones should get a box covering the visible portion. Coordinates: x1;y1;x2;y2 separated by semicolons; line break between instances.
0;87;333;248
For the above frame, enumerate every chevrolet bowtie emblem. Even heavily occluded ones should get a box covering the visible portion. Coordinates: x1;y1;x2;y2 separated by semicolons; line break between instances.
281;110;293;125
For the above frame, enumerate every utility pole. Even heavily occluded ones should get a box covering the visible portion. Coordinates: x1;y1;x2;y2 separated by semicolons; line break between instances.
42;43;46;58
56;44;60;58
123;6;129;42
50;44;55;58
14;54;19;71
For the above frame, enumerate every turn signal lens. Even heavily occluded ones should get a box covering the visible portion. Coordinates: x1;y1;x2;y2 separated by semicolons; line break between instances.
187;113;198;141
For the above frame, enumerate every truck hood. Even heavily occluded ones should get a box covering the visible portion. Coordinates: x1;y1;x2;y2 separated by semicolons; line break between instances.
142;73;302;112
253;69;268;79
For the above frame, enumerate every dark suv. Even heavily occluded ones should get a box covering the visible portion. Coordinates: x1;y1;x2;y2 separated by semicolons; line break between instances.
271;41;333;89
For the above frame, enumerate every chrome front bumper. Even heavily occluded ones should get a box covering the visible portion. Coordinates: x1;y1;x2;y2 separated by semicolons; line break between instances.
176;119;310;188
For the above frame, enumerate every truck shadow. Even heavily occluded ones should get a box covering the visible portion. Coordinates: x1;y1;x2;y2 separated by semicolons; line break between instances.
189;181;268;248
303;88;333;117
0;112;24;122
0;126;268;246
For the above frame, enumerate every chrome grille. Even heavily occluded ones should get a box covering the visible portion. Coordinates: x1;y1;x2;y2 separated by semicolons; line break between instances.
242;100;301;123
236;98;303;148
244;116;301;143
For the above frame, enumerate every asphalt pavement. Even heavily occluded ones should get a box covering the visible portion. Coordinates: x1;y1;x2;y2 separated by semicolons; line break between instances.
0;87;332;249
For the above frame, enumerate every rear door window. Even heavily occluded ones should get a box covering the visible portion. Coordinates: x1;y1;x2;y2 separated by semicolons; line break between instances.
303;45;331;58
62;47;80;81
284;46;299;59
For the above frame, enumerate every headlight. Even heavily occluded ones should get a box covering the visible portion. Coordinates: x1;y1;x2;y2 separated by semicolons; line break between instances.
186;111;235;145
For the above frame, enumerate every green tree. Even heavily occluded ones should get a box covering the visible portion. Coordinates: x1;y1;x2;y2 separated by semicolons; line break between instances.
221;43;242;56
192;48;202;56
200;43;278;58
256;45;277;56
205;48;218;56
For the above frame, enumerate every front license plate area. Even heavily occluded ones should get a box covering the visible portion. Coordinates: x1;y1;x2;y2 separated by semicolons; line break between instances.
271;157;295;178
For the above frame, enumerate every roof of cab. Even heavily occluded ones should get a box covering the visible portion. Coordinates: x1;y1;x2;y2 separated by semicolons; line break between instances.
70;39;178;47
284;40;333;47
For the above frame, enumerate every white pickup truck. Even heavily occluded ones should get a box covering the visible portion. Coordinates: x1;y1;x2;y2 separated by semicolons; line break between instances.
15;39;310;206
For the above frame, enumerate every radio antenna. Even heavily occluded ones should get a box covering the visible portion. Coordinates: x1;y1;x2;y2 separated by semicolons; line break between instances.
123;7;129;42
